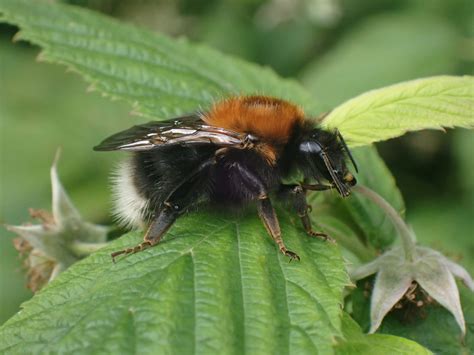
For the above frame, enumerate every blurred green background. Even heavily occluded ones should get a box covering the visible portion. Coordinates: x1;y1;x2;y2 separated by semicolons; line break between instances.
1;0;473;325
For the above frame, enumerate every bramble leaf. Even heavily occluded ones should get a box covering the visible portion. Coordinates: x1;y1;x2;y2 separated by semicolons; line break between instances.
0;0;319;121
0;212;349;354
322;76;474;147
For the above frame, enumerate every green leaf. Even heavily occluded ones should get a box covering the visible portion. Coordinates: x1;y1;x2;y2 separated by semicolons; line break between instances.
0;211;349;354
0;0;320;120
321;76;474;147
335;313;432;354
304;146;404;255
297;153;404;270
344;146;405;250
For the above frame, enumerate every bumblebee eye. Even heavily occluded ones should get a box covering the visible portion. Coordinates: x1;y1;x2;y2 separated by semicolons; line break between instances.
299;141;323;154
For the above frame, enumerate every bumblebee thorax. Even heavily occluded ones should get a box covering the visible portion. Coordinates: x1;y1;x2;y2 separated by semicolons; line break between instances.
203;95;305;144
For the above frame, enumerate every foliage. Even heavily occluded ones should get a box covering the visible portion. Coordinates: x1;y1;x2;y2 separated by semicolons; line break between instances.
0;216;350;354
351;283;474;354
335;313;431;355
322;76;474;147
343;147;405;250
0;0;473;354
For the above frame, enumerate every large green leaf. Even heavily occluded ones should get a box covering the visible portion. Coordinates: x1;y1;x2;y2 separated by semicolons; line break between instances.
322;76;474;147
0;211;349;354
0;0;320;120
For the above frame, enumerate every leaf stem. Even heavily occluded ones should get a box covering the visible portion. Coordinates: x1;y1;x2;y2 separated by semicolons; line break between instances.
353;185;417;261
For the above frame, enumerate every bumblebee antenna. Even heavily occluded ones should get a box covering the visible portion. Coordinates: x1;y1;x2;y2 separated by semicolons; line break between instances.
336;129;358;173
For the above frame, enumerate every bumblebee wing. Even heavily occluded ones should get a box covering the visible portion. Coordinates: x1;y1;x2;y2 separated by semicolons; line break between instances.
93;114;247;151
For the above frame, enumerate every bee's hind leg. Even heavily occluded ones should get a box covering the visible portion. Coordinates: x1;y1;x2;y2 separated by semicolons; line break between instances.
279;184;335;243
111;159;213;262
111;209;178;262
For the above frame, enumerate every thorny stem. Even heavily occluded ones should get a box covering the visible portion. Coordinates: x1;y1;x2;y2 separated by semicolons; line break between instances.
353;185;417;262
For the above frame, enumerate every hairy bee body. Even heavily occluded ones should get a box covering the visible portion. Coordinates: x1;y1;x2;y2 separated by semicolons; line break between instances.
95;96;357;261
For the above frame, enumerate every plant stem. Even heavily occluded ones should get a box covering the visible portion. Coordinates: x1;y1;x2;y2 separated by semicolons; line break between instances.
353;185;417;262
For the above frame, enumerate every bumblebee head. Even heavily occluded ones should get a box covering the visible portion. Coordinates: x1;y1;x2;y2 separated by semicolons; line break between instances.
298;129;358;197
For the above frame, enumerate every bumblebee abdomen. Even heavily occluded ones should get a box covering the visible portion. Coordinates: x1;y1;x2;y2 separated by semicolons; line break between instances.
203;96;305;144
112;145;216;227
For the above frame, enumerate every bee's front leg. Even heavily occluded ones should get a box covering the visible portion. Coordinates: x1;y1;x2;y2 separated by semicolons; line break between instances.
279;184;335;243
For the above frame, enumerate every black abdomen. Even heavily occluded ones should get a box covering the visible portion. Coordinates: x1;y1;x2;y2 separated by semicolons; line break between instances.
132;144;216;210
132;146;280;214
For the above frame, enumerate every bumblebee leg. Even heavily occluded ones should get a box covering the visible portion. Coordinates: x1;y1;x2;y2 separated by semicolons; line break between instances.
300;183;334;191
257;197;300;261
111;209;177;262
279;184;335;243
231;162;299;260
111;160;213;262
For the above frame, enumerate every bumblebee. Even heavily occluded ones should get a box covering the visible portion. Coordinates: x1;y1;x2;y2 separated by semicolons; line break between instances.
94;96;358;261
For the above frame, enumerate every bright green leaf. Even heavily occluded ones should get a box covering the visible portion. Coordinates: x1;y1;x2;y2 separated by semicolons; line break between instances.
322;76;474;147
0;211;349;354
